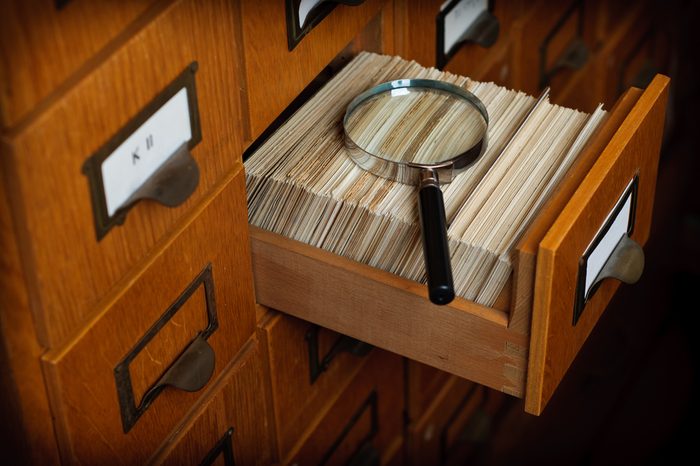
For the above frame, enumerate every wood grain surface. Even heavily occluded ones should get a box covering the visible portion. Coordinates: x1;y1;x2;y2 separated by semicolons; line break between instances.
150;338;274;466
240;0;393;140
511;87;643;334
0;0;163;129
407;377;480;466
525;74;669;415
0;167;60;464
393;0;526;73
258;310;370;462
41;167;257;464
288;349;403;465
1;0;249;348
406;361;453;423
251;226;528;398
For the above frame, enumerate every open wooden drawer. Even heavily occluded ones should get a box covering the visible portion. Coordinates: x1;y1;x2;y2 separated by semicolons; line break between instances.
249;74;669;415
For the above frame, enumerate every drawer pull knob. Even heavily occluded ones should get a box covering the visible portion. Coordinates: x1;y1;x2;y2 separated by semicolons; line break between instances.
122;143;200;210
591;234;644;290
574;177;640;324
306;325;372;384
140;334;215;407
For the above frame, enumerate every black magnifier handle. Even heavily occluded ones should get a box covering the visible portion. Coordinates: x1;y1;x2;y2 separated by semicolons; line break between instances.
417;170;455;305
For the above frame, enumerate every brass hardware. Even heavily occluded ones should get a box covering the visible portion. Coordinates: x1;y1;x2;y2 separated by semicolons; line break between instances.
436;1;500;69
590;234;645;291
114;264;218;433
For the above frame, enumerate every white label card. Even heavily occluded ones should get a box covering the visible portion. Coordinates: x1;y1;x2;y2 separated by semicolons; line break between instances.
299;0;323;28
583;179;635;295
442;0;488;55
101;88;192;216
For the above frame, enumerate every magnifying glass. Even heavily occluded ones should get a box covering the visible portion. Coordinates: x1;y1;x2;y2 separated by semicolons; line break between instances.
343;79;489;305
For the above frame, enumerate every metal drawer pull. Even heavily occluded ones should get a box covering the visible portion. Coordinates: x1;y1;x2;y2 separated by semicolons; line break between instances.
574;176;640;324
590;234;644;290
139;334;215;408
286;0;366;51
121;143;199;212
83;62;202;240
115;264;218;433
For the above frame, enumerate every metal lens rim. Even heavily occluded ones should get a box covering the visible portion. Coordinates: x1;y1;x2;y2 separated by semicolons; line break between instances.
342;78;489;184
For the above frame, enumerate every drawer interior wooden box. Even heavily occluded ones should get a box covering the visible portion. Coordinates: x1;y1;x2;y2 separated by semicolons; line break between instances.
247;53;669;415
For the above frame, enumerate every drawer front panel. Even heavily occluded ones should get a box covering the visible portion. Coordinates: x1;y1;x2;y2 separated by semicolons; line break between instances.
42;168;256;464
526;75;669;414
393;0;525;75
512;0;593;95
0;0;159;128
406;361;452;423
240;0;390;139
152;340;273;466
408;379;481;466
259;311;371;461
2;0;247;347
289;350;404;465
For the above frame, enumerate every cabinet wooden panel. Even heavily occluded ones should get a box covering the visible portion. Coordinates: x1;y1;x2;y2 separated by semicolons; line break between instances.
406;361;451;424
595;4;657;108
0;0;160;129
41;168;256;464
393;0;526;73
151;339;274;466
0;0;248;348
240;0;393;140
512;0;595;95
526;75;669;414
258;310;371;462
407;378;481;466
250;69;670;415
288;350;404;465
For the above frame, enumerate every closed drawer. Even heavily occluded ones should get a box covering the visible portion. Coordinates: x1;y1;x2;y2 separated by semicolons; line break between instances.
595;4;664;108
42;168;256;464
240;0;391;139
151;338;274;466
0;0;159;129
406;361;452;424
258;309;372;462
512;0;595;95
1;0;248;348
407;378;481;466
288;350;404;465
250;66;669;414
393;0;525;73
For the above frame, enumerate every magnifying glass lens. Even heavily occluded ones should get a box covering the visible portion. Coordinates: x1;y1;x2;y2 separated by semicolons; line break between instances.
344;86;487;166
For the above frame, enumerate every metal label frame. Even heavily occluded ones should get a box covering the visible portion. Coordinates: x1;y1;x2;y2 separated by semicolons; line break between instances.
82;62;202;241
573;175;639;325
199;427;235;466
113;263;218;433
435;0;497;70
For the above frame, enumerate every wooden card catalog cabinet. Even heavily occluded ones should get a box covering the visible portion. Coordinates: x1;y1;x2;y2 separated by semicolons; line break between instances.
249;67;669;414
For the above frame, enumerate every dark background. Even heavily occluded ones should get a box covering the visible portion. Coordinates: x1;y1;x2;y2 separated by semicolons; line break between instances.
464;2;700;464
